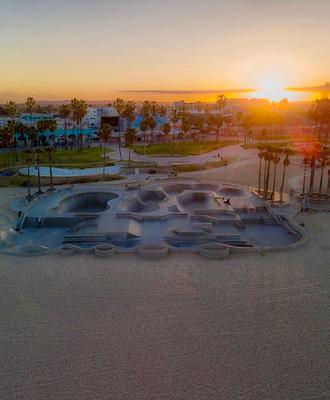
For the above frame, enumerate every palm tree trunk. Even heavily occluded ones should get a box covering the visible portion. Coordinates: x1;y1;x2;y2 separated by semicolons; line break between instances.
309;159;316;198
318;166;324;197
263;157;267;193
280;166;287;200
264;158;271;199
64;120;68;150
49;163;54;191
118;135;122;161
128;146;131;168
103;143;106;175
27;164;32;199
37;162;42;194
271;163;277;201
302;163;307;195
258;157;262;193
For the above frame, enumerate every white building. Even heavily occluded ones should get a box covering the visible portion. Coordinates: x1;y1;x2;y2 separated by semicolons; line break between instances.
83;107;99;128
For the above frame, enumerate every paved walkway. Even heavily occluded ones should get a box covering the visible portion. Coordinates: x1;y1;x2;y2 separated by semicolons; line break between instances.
107;144;251;166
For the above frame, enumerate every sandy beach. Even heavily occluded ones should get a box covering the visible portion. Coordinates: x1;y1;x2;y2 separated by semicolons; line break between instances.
0;177;329;399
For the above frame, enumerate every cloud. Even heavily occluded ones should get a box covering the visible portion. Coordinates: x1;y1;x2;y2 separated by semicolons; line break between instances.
286;82;330;92
119;88;254;95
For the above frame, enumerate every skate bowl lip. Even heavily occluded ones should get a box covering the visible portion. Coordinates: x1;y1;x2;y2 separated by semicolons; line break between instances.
162;183;195;194
58;191;119;213
138;244;169;259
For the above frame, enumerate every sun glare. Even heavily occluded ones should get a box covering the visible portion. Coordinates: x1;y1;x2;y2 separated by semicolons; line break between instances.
257;79;288;102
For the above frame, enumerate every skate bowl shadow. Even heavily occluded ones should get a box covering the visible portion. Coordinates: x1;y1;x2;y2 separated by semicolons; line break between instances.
219;187;249;197
163;183;194;194
119;197;159;213
58;192;119;213
177;191;221;212
119;190;168;213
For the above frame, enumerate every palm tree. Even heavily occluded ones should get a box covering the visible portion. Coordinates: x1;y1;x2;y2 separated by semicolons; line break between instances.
170;108;180;138
140;118;149;143
6;120;17;165
113;98;126;160
125;128;136;168
162;123;171;140
308;145;319;199
148;117;157;143
280;148;292;201
263;146;273;199
28;125;38;149
34;148;44;194
271;151;281;201
0;126;12;167
45;146;55;191
25;97;36;124
318;147;329;197
24;149;34;200
78;100;88;152
302;151;310;197
70;98;87;152
99;123;112;175
4;101;18;120
216;94;227;138
123;101;136;128
59;104;71;149
257;145;265;194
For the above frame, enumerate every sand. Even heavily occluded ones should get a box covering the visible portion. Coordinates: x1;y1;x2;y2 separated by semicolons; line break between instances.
0;178;330;399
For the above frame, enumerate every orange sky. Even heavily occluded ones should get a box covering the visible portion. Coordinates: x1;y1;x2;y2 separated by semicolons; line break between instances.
1;0;329;102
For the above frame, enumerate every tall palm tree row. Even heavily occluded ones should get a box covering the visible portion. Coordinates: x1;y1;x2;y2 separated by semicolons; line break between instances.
99;123;112;175
59;104;71;149
70;98;88;152
280;147;293;201
112;98;126;161
257;144;291;201
125;128;137;168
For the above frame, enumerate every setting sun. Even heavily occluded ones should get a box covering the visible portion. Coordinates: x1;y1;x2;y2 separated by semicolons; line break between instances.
256;79;291;102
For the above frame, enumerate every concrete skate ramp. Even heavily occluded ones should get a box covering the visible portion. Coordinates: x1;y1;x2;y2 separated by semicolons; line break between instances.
138;190;167;203
194;183;220;192
219;187;249;197
178;191;220;211
163;183;194;194
58;192;118;213
119;197;159;213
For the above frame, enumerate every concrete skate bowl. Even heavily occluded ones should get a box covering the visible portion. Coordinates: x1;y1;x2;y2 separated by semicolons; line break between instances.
177;191;221;212
119;196;159;213
219;186;249;198
194;183;220;192
138;190;168;206
163;183;194;194
58;192;119;213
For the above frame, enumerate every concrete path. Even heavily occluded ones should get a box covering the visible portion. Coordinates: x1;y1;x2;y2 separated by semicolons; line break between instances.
107;143;252;166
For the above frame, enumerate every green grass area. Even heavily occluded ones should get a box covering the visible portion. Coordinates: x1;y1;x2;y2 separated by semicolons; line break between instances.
117;160;157;168
131;141;237;156
172;158;231;173
0;174;122;188
0;147;113;169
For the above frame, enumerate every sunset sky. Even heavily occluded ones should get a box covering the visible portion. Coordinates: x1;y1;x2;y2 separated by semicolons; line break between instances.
1;0;330;102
